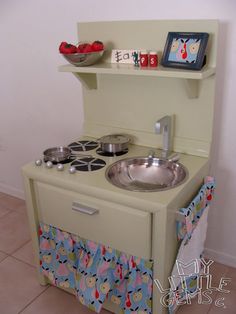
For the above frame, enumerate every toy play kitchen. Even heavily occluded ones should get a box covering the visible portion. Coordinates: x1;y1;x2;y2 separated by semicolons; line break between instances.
22;20;218;313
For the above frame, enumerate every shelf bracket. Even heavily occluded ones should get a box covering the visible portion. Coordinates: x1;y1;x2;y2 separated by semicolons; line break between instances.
72;73;97;90
184;79;199;99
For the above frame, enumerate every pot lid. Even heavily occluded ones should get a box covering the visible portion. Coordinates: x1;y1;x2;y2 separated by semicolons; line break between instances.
99;134;129;145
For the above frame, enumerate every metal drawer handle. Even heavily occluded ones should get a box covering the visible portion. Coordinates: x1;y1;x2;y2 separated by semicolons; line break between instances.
72;202;99;215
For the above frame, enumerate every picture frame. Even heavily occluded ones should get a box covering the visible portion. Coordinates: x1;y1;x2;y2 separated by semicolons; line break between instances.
161;32;209;70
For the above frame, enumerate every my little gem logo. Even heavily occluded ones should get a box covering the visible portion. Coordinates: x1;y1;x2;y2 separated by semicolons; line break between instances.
154;258;231;308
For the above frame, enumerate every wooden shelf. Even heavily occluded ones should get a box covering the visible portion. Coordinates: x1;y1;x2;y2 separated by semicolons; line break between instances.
58;62;216;98
59;62;215;79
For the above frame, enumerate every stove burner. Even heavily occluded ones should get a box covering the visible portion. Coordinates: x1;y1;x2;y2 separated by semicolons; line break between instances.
96;147;128;157
71;157;106;172
44;157;76;165
68;141;98;152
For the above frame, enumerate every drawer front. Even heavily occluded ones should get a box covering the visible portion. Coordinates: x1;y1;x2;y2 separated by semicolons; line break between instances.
34;182;151;259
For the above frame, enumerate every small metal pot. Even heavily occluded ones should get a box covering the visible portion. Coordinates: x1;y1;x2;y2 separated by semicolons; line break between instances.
98;134;130;153
43;146;91;163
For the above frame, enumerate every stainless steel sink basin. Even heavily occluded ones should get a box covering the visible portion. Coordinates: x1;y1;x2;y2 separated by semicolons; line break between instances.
105;157;188;192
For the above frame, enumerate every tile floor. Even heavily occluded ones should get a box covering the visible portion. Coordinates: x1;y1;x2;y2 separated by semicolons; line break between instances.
0;192;235;314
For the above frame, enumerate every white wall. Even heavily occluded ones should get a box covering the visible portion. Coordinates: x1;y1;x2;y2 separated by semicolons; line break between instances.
1;0;236;266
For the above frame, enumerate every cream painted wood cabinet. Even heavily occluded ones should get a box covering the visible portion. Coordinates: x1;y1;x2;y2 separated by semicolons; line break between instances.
22;19;218;314
22;151;210;314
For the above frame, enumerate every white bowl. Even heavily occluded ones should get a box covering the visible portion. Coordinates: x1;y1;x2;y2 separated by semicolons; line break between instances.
62;50;104;67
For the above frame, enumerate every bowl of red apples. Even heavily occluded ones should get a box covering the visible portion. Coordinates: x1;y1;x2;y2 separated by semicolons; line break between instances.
59;41;105;66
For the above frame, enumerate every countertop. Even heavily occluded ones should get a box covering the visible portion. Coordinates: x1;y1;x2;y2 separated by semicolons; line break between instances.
22;138;210;213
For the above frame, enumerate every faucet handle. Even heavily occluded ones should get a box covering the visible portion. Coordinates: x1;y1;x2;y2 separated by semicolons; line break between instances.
155;115;173;158
148;150;155;159
168;153;180;163
155;115;171;134
155;121;162;134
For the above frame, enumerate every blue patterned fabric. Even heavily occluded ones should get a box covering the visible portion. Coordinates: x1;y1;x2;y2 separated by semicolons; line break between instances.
176;176;215;240
39;223;153;313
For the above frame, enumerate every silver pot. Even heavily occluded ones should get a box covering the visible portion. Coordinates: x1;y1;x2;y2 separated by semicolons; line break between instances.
43;146;91;163
98;134;130;153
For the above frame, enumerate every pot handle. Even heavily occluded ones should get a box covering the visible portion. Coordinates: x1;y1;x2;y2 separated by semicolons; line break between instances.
70;153;93;158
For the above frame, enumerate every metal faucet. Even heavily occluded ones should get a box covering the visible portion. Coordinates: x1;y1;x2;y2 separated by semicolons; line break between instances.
155;115;172;158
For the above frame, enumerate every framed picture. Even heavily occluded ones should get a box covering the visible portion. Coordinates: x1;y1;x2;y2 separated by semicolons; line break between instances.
161;32;209;70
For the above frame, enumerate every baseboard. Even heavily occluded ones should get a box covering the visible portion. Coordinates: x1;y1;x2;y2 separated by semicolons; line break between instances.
204;247;236;268
0;183;25;200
